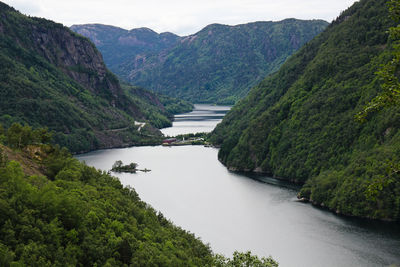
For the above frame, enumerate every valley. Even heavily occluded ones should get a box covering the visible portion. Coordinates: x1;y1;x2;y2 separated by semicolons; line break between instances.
1;0;400;266
77;105;400;267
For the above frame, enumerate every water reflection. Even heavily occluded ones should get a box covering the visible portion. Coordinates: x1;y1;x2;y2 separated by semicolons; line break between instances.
161;104;231;136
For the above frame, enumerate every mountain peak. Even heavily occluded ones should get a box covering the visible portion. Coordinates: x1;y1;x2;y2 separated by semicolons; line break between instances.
129;27;157;34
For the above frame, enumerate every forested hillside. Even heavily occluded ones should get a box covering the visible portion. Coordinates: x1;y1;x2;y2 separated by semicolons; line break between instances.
73;20;328;104
211;0;400;220
0;2;187;153
70;24;181;72
0;124;214;266
0;124;278;266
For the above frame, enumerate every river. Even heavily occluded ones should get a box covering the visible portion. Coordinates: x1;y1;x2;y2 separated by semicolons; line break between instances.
77;104;400;267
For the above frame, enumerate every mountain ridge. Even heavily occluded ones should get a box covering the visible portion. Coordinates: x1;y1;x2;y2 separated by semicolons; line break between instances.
70;23;181;71
0;2;188;153
72;19;329;104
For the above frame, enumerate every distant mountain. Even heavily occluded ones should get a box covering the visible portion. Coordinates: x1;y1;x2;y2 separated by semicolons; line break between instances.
210;0;400;220
70;24;181;72
0;2;187;153
73;20;328;104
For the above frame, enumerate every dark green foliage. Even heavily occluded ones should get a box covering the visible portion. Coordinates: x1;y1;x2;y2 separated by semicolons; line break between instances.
0;3;174;153
5;123;52;149
300;143;400;219
156;94;194;115
0;148;7;168
113;20;328;104
0;145;214;266
211;0;400;220
214;251;278;267
0;128;277;266
111;160;138;173
357;0;400;120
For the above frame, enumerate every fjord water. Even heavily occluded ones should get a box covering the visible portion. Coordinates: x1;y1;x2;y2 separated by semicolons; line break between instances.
161;104;231;136
77;105;400;267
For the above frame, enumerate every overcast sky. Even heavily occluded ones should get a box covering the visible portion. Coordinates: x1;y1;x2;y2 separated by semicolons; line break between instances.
3;0;357;36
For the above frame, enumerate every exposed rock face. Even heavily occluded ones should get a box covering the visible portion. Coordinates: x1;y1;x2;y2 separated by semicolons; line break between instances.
70;24;181;71
18;18;149;117
28;25;124;106
0;2;168;152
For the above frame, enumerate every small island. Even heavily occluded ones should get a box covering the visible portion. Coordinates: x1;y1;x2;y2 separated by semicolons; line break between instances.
111;160;151;173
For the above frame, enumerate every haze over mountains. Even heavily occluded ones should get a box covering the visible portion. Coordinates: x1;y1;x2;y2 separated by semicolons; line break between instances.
72;19;328;104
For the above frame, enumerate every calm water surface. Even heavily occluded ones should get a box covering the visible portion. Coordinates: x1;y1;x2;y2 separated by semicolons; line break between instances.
161;104;231;136
77;105;400;267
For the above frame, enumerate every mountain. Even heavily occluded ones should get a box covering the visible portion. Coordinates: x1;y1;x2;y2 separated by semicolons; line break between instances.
70;24;181;72
72;20;328;104
0;2;188;153
210;0;400;220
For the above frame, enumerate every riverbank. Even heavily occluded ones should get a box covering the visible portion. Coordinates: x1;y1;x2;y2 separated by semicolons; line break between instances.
76;145;400;267
224;160;399;222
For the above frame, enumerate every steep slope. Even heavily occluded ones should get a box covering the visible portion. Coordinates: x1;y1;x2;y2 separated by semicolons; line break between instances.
210;0;400;220
117;19;328;104
70;24;181;72
0;2;177;153
0;139;214;265
0;125;278;266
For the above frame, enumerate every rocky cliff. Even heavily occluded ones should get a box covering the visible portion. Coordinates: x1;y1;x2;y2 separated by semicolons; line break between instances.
0;2;173;152
70;24;181;72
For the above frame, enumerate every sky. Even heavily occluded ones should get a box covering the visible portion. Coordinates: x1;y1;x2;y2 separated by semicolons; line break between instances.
3;0;358;36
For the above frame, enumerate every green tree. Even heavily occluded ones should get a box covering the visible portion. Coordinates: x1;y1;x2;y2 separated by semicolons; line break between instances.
112;160;123;170
32;128;52;144
214;251;279;267
357;0;400;120
0;125;5;145
0;148;8;168
6;123;32;149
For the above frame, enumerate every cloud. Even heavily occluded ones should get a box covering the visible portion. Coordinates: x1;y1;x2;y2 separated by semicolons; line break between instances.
6;0;42;14
2;0;357;35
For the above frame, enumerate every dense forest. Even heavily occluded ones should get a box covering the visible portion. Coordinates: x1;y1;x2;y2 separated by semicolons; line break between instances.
73;20;328;105
0;2;190;153
0;123;278;266
210;0;400;220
